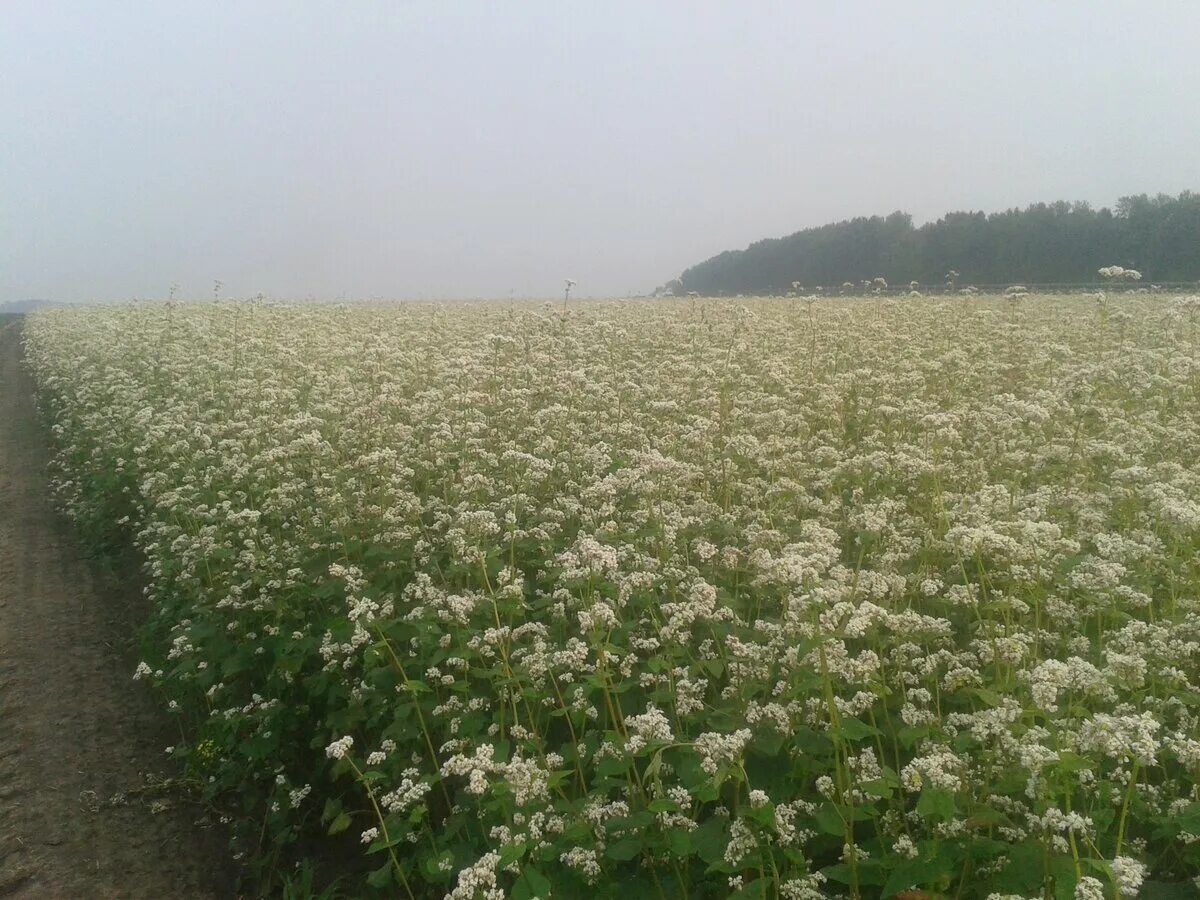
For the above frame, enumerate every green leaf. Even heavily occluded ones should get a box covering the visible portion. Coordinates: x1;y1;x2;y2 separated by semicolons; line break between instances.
838;717;880;740
606;836;644;861
422;849;457;881
1174;802;1200;833
512;866;552;900
644;749;664;780
1173;690;1200;708
1082;857;1114;879
815;802;846;836
861;777;895;799
1050;854;1079;900
971;687;1003;707
666;825;691;857
751;729;786;756
327;811;352;835
823;860;888;887
915;787;956;821
1139;881;1200;900
596;756;629;778
964;805;1008;829
790;726;834;758
500;841;528;866
992;840;1046;893
321;796;341;824
366;862;393;888
605;812;654;835
1054;751;1095;773
882;854;955;896
821;863;856;886
692;816;727;865
727;876;771;899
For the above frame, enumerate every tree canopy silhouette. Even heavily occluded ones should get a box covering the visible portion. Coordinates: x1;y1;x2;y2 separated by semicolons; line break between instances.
675;192;1200;293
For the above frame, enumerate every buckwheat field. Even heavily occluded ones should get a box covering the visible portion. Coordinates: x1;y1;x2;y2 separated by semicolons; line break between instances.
22;295;1200;899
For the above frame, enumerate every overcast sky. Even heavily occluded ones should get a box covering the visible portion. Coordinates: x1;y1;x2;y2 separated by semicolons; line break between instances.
3;2;1199;302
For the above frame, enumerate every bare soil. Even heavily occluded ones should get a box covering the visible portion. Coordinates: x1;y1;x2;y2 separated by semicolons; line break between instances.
0;316;238;898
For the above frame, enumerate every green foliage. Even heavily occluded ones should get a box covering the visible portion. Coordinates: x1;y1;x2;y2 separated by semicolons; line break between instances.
23;298;1200;898
678;191;1200;292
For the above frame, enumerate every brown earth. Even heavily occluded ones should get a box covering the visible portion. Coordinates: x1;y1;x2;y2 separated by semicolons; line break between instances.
0;315;238;898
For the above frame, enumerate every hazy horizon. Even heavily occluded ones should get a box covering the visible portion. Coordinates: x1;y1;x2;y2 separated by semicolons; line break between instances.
4;2;1200;303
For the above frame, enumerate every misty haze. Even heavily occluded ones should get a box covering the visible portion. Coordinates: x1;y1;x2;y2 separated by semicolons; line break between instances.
3;4;1200;900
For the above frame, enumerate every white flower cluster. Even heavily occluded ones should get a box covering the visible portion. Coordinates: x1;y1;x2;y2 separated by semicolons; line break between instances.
440;744;557;807
324;735;354;760
25;294;1200;897
693;729;752;776
1110;856;1147;895
624;704;674;754
445;851;503;900
1075;712;1161;765
1098;265;1142;281
380;768;430;815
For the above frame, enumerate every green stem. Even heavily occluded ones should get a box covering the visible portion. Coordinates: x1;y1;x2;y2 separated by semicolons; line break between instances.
348;759;416;900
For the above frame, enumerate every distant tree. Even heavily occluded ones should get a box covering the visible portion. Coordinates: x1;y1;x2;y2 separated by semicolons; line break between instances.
676;191;1200;293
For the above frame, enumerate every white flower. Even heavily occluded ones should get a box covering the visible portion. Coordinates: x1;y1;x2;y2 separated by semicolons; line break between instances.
325;735;354;760
1110;856;1146;896
694;729;752;776
625;704;674;754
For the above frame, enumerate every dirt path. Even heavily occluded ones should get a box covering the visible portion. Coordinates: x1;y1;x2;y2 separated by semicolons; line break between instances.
0;316;237;898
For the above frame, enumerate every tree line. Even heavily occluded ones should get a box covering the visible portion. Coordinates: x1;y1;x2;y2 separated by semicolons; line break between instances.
672;191;1200;294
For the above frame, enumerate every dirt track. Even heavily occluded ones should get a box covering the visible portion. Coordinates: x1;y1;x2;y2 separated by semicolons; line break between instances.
0;316;236;898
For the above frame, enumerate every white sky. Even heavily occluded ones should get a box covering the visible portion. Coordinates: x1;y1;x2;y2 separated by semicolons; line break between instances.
3;1;1199;302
